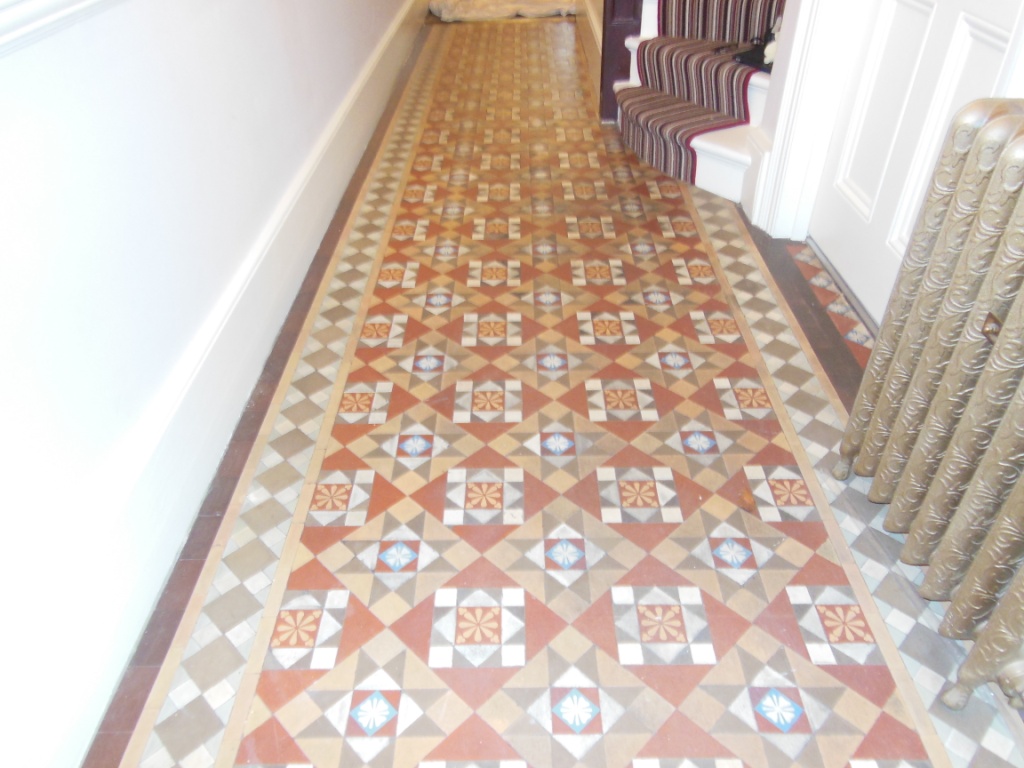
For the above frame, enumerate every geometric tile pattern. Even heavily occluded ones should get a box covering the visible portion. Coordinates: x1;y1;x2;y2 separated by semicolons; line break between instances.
744;465;815;522
117;17;1024;768
429;587;526;668
444;467;525;525
586;378;659;422
267;589;349;670
612;585;716;665
596;466;683;523
787;585;883;666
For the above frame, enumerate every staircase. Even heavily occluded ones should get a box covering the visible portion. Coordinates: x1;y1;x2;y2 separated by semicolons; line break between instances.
614;0;782;202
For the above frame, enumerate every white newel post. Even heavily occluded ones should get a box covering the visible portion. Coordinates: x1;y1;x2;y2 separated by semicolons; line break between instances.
622;0;659;87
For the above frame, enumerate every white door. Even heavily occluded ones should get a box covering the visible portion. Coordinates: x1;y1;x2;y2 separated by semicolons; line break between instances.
808;0;1024;323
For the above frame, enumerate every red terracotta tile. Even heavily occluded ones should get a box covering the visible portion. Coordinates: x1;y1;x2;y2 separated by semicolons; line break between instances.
286;559;345;591
620;556;693;587
256;669;328;713
452;524;518;553
572;593;619;658
853;712;929;760
436;666;521;709
790;553;848;586
639;711;739;759
425;715;521;761
236;717;311;765
631;665;712;707
612;523;679;550
828;665;897;708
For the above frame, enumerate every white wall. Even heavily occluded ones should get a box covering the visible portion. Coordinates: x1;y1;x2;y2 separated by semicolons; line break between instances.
0;0;427;764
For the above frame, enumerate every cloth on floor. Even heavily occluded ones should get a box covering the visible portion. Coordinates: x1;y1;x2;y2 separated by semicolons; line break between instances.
429;0;575;22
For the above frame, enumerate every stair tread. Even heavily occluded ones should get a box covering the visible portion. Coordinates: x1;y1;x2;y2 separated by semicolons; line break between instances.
619;86;742;136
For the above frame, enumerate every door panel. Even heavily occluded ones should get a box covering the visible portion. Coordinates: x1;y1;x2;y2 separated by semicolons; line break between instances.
808;0;1022;322
837;0;933;218
889;14;1012;253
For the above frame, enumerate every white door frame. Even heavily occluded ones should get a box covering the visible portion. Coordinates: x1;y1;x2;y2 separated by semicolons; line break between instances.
746;0;1024;243
742;0;879;241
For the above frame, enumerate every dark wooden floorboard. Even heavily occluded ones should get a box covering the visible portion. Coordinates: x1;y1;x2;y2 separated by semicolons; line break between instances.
743;217;867;413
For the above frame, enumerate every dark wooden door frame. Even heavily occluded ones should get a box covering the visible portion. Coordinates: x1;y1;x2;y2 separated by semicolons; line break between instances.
599;0;644;121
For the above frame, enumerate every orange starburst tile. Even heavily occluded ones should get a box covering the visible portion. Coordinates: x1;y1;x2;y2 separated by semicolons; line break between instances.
271;609;322;648
472;390;505;411
479;321;508;338
604;389;639;410
593;319;623;336
378;267;405;282
482;266;509;281
817;605;874;643
689;263;715;279
619;480;658;508
708;317;739;336
734;387;771;409
339;392;374;413
362;322;392;340
637;605;686;643
768;478;812;506
311;483;352;511
465;482;504;509
456;606;502;644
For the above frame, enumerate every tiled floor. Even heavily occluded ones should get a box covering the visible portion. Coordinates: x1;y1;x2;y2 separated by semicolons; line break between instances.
786;245;874;369
99;16;1024;768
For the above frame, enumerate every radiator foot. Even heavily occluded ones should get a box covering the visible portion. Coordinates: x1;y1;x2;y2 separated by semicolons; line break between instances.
881;512;912;533
898;547;930;567
938;613;972;640
918;569;955;601
882;497;918;533
940;683;972;710
832;458;852;480
866;486;894;504
917;580;953;602
998;663;1024;709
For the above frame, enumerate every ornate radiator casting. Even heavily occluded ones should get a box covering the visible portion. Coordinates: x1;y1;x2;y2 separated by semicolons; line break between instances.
832;98;1024;709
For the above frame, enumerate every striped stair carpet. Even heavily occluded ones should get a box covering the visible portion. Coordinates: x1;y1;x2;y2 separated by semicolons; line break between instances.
617;38;756;182
618;86;742;184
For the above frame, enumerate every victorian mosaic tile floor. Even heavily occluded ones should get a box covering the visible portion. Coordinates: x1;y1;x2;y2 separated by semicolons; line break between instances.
110;17;1024;768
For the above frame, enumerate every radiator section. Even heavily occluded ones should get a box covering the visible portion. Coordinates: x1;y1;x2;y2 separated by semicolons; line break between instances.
831;98;1024;710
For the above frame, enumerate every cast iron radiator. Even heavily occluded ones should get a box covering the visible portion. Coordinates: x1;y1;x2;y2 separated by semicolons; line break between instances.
831;98;1024;709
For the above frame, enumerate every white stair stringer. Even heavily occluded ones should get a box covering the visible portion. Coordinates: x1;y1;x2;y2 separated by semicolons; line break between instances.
691;124;757;202
690;70;770;202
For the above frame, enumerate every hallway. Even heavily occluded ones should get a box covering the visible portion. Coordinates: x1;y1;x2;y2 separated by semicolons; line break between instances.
95;16;1024;768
